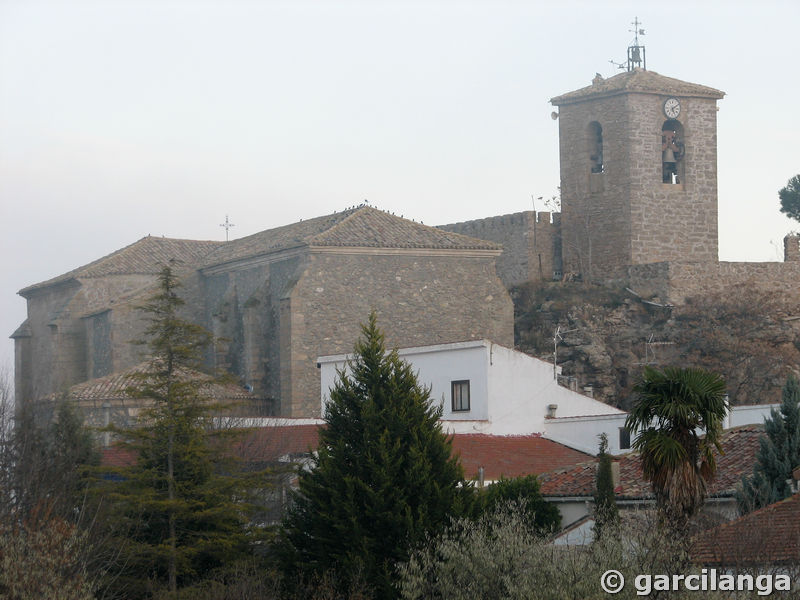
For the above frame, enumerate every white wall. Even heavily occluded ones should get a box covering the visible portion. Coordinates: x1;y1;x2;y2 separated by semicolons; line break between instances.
545;413;631;455
318;340;624;439
727;403;779;428
318;340;490;420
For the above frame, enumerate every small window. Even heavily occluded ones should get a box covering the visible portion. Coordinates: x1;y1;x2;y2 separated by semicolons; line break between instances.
619;427;631;450
451;380;470;412
588;121;604;174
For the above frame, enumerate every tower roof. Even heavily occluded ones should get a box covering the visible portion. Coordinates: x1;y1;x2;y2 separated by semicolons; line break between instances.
201;205;501;268
551;69;725;106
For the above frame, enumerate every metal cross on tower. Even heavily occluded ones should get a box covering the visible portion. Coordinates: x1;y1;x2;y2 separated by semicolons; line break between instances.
220;215;235;241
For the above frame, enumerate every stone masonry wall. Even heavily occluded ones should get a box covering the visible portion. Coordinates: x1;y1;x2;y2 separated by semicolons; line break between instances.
557;94;633;277
440;211;562;287
627;94;719;265
627;260;800;304
785;234;800;262
287;250;515;417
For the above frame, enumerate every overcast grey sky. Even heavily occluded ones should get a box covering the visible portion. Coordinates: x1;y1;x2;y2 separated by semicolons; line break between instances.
2;0;799;370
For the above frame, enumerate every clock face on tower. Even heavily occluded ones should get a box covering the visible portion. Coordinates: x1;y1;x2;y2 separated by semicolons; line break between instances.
664;97;681;119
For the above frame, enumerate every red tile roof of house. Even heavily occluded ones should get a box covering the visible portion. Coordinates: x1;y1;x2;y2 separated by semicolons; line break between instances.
539;425;763;499
450;434;592;481
692;493;800;566
236;424;322;462
101;445;137;468
231;427;591;479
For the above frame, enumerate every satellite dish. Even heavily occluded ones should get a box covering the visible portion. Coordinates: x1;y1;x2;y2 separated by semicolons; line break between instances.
551;111;559;121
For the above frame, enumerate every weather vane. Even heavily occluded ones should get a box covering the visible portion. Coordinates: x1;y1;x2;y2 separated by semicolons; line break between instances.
609;17;646;72
220;215;235;241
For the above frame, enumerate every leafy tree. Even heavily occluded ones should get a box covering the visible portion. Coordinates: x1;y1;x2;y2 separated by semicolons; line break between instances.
479;475;560;534
625;366;728;525
98;264;257;598
593;433;618;540
779;174;800;223
278;313;469;598
738;376;800;513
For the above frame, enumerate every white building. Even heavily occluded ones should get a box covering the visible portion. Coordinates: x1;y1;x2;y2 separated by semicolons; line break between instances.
318;340;781;458
318;339;629;454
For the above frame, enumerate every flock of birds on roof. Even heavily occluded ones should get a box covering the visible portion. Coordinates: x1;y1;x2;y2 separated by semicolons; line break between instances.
333;201;423;224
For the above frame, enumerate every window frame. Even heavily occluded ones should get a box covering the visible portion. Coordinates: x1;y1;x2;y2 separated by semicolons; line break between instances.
451;380;471;412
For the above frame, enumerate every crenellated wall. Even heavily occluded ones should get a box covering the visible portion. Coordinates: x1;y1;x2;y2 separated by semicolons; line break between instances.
439;211;562;287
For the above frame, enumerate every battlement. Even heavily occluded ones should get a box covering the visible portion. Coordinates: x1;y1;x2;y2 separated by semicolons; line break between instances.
785;234;800;262
439;211;562;287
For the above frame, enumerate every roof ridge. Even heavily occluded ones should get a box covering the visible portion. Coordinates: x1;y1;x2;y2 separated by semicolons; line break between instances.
307;205;372;244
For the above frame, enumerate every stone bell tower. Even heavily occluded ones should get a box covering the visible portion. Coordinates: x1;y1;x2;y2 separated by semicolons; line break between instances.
551;68;725;279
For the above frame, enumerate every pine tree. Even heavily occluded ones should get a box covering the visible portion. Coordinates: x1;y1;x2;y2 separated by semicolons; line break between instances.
98;263;256;598
278;313;470;598
738;376;800;513
593;433;618;540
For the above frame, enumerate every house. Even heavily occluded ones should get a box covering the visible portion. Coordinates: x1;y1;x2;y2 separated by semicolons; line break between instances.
692;491;800;568
318;339;629;452
539;425;764;530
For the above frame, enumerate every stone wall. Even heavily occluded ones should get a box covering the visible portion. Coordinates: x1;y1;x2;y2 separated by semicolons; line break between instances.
557;92;719;278
627;260;800;304
287;249;514;417
627;94;719;265
440;211;562;287
785;234;800;262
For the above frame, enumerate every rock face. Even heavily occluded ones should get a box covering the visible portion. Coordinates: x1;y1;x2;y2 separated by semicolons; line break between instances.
513;282;800;409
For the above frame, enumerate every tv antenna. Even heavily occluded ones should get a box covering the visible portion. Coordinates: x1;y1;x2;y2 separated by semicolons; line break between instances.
609;17;646;71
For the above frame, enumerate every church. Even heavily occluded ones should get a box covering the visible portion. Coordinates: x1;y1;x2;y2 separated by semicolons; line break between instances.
13;62;800;423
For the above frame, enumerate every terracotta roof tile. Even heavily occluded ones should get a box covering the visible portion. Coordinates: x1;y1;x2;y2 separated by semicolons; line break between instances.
692;493;800;565
202;206;500;268
20;236;222;295
233;428;589;479
59;361;254;402
236;425;322;463
101;445;137;468
540;425;763;499
450;434;592;481
551;69;724;106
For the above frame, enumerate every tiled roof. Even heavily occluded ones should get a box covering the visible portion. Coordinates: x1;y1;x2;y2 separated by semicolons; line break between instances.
10;319;31;339
692;493;800;566
202;206;500;268
450;434;592;481
101;445;137;468
59;361;254;402
20;236;222;295
236;424;322;463
551;69;724;105
539;425;763;499
232;428;589;478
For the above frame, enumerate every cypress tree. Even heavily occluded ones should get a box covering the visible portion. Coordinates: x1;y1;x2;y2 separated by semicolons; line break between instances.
97;263;257;598
593;433;618;540
738;376;800;513
278;313;470;598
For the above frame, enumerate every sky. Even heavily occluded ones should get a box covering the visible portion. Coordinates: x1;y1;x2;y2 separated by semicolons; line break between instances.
1;0;799;370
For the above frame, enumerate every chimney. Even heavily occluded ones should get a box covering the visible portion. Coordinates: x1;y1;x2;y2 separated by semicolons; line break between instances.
547;404;558;418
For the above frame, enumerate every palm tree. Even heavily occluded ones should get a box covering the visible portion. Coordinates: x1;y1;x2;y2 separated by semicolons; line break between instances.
625;366;728;524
